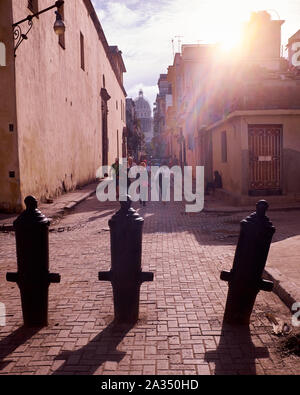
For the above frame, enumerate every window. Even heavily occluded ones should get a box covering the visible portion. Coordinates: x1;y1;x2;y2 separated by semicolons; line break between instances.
80;32;85;71
221;131;227;163
58;3;65;49
28;0;38;14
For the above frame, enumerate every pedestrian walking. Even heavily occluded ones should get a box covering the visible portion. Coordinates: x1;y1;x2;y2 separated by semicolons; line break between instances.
111;158;120;198
156;161;170;204
139;161;149;207
127;156;136;191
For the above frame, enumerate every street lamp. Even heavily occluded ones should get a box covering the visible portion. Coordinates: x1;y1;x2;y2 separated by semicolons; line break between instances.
12;0;65;57
53;11;66;36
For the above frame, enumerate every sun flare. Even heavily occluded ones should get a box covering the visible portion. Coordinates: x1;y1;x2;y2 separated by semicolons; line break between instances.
218;30;243;52
189;0;259;53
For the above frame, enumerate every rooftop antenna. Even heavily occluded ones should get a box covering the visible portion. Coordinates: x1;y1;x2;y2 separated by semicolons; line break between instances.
174;35;183;53
172;39;175;59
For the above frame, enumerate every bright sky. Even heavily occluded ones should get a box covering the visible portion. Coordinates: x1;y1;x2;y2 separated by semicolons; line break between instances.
92;0;300;112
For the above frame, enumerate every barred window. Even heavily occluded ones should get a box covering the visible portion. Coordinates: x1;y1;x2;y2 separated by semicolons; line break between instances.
28;0;38;14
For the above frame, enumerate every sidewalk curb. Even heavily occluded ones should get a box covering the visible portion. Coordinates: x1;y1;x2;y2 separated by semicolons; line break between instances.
264;267;299;310
0;224;14;232
63;190;96;212
0;189;96;232
203;206;300;214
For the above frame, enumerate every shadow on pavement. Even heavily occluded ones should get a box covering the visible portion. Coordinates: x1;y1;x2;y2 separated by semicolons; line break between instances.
50;190;300;247
52;321;134;375
65;198;118;215
88;210;116;223
137;199;300;245
204;323;269;375
0;326;41;371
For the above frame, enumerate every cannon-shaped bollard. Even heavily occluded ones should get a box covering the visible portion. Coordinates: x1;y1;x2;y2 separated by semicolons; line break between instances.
99;196;154;324
220;200;275;325
6;196;60;327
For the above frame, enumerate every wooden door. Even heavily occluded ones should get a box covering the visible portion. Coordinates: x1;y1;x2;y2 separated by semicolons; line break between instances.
248;125;282;195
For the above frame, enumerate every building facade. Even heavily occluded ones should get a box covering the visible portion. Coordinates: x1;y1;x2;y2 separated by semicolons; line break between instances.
205;13;300;203
158;11;300;203
153;74;172;158
0;0;126;212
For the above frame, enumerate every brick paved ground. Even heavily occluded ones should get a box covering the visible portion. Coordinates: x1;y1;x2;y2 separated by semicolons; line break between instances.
0;195;299;375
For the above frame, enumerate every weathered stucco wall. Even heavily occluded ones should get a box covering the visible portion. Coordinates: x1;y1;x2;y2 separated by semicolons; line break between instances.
9;0;125;208
210;111;300;199
211;118;243;196
0;0;22;212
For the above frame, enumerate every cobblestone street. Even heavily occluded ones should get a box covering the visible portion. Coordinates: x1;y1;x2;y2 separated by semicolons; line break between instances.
0;195;299;375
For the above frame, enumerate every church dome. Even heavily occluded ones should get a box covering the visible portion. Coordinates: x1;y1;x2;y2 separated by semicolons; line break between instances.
134;90;151;119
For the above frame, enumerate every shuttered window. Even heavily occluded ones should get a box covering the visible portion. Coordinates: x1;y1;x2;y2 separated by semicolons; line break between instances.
58;3;65;49
28;0;38;14
80;32;85;71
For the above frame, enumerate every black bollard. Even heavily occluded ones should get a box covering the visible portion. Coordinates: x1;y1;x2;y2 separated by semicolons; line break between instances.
220;200;275;325
7;196;60;327
99;196;154;324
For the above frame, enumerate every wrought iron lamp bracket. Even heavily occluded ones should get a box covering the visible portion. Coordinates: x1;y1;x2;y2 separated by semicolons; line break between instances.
12;1;64;57
13;16;34;57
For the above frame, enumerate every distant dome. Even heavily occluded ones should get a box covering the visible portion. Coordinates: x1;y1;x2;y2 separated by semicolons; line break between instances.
134;90;151;119
134;90;153;143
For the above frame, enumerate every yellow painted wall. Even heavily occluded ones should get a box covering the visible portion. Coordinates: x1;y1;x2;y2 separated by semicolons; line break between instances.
6;0;126;209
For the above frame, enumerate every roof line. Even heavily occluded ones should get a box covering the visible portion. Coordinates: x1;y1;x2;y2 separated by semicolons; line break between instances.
204;109;300;131
82;0;127;96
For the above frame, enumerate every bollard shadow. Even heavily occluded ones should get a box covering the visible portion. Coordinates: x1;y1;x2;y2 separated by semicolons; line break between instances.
0;326;41;371
52;321;134;375
88;210;116;223
204;323;269;375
